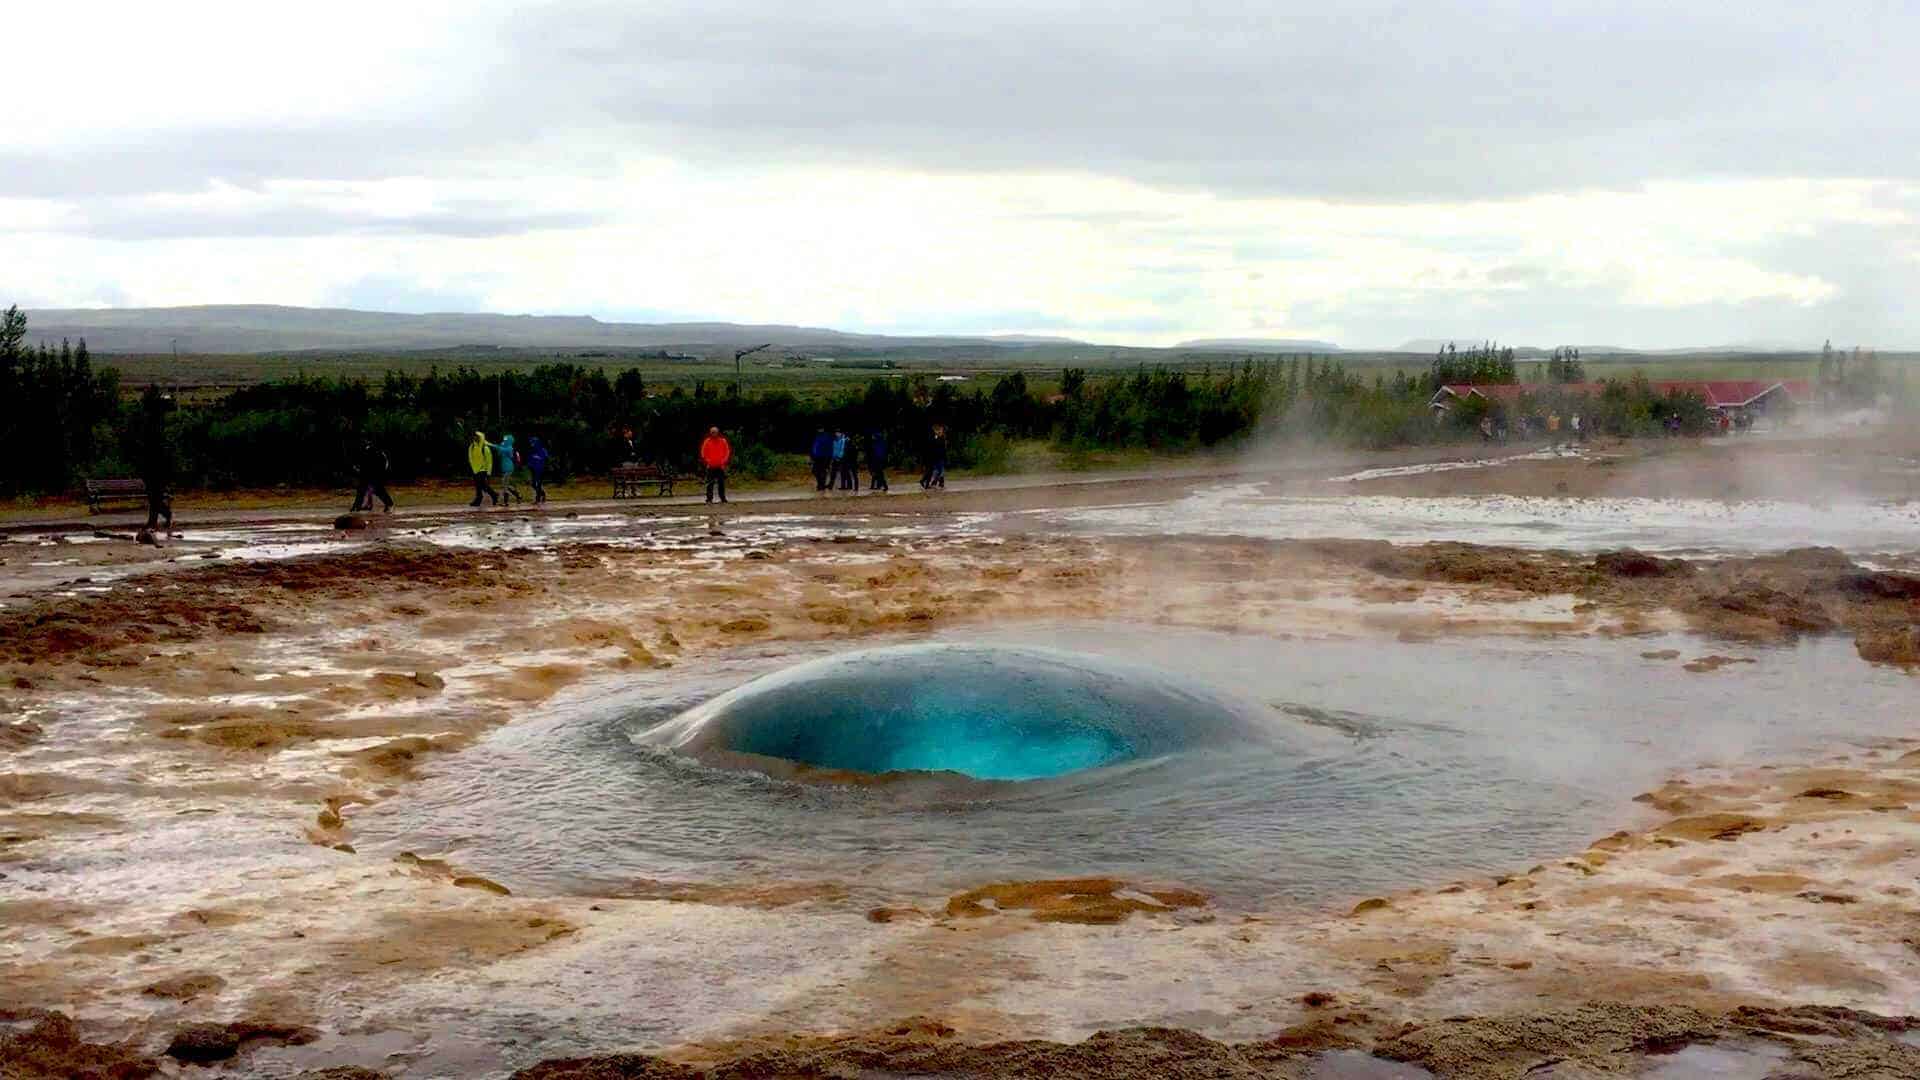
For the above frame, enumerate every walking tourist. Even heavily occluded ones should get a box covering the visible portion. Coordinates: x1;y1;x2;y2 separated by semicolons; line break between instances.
527;436;550;505
920;424;948;490
867;430;889;492
495;434;524;506
468;430;499;508
351;438;393;513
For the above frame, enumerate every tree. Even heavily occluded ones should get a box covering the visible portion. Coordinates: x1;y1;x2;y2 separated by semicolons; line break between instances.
1546;346;1585;384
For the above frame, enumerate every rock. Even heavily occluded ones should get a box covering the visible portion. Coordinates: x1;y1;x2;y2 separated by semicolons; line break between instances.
164;1019;319;1062
1683;655;1755;673
334;514;371;531
1;719;44;750
1349;897;1392;916
1856;626;1920;666
0;1012;161;1077
300;1069;391;1080
1841;571;1920;601
866;906;929;924
165;1023;241;1062
1594;550;1693;578
142;972;226;1001
1639;649;1681;660
453;875;512;896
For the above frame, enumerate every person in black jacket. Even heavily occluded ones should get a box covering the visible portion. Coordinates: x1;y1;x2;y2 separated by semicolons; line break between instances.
136;386;175;537
919;424;947;490
867;430;889;492
351;438;393;513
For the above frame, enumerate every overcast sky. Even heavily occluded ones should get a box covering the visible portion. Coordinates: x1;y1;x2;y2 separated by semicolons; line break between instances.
5;1;1917;348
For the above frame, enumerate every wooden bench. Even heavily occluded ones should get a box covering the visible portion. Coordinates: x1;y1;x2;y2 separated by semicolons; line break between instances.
611;464;678;498
82;478;150;514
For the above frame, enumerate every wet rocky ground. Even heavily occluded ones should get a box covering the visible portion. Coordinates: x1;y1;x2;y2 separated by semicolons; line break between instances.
3;452;1917;1077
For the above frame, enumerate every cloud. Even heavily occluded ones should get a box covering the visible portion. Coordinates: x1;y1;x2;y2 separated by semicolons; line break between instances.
11;2;1919;203
2;2;1917;346
323;275;496;314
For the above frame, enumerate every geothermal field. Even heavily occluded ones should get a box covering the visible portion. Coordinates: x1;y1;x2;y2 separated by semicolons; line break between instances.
3;435;1919;1079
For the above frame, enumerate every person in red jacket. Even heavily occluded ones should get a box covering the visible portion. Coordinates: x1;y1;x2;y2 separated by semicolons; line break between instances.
699;426;732;504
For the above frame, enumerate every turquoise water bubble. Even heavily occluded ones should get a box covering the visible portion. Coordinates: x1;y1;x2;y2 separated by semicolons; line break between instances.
647;644;1263;781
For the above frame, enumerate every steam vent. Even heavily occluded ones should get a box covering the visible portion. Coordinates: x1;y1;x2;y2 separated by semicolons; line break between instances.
647;644;1263;781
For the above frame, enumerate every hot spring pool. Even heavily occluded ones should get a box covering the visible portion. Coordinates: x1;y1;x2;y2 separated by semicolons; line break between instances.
351;624;1918;908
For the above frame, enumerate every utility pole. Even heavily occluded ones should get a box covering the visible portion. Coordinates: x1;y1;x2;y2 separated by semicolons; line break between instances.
734;343;771;390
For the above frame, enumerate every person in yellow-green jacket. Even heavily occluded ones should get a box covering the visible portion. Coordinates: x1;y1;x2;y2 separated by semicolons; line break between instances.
468;430;499;508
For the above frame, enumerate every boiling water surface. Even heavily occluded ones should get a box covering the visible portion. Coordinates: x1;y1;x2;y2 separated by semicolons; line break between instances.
353;624;1916;908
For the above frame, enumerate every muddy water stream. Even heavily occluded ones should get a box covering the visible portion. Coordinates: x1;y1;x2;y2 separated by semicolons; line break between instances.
352;625;1915;909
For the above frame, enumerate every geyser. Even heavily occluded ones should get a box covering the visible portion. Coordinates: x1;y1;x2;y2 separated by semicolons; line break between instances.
645;644;1262;781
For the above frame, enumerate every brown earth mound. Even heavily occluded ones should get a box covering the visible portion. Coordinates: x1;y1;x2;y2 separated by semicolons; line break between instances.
1301;540;1920;651
0;544;527;667
944;878;1209;924
163;1017;318;1063
1375;1002;1718;1075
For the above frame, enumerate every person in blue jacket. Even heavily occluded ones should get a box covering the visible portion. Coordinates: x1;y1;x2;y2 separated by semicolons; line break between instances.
494;433;523;506
809;428;833;492
526;436;550;506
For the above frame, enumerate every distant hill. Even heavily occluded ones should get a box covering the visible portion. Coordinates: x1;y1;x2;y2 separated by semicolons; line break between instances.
1176;337;1339;353
18;305;1096;355
987;334;1084;344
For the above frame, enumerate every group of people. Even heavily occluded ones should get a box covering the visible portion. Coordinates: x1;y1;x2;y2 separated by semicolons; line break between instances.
1476;412;1588;447
461;430;551;509
344;420;949;515
807;423;949;494
808;428;889;493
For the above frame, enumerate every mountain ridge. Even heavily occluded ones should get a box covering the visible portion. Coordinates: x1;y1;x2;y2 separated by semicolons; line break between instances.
18;304;1101;355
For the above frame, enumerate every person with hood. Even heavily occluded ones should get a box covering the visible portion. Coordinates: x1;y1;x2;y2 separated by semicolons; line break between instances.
699;426;731;504
808;428;833;492
867;430;889;492
494;433;524;506
467;430;499;508
526;436;550;506
351;438;393;513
